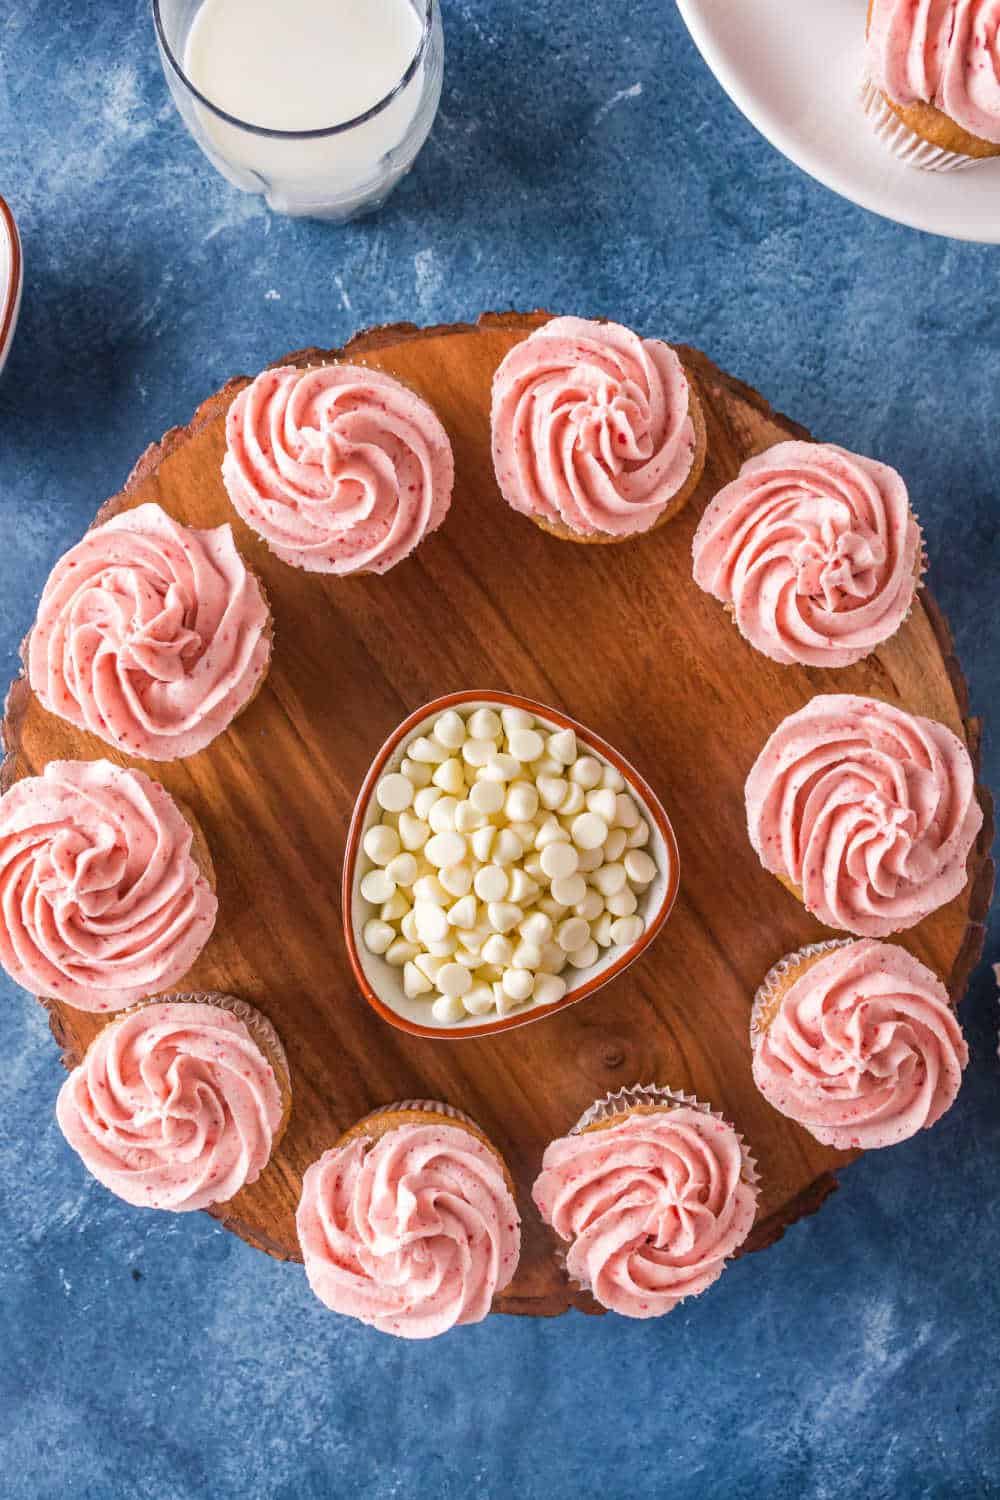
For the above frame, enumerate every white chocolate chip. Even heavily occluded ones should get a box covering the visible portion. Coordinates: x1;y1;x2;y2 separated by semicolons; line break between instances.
592;862;627;897
547;728;577;765
432;758;466;796
400;757;432;788
480;752;520;783
363;919;394;955
413;874;448;905
386;938;419;966
567;939;599;969
492;828;523;865
470;779;505;816
433;710;467;751
500;707;534;735
537;774;568;811
471;826;496;863
363;824;400;866
512;940;543;971
413;785;442;820
376;773;414;813
603;828;628;862
625;849;657;885
602;765;625;792
570;812;608;850
425;831;467;868
401;911;419;943
551;873;587;908
606;887;638;917
428;796;459;834
447;894;478;929
502;968;534;1003
506;867;539;906
610;916;644;947
569;756;602;790
461;737;497;768
535;815;570;849
557;916;590;953
540;841;579;881
533;973;568;1006
467;707;502;740
627;819;650;849
381;890;410;922
414;901;449;944
505;781;539;823
481;933;513;966
398;814;430;851
574;889;604;922
539;941;567;974
586;787;618;825
385;853;418;887
519;910;553;946
508;727;544;762
474;864;508;903
464;984;495;1016
438;962;472;998
432;993;467;1024
414;952;447;982
454;799;486;834
404;961;433;998
361;869;396;904
592;912;615;948
408;735;448;764
487;901;523;934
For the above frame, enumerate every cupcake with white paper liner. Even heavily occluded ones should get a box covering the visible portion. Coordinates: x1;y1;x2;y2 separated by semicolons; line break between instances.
222;361;454;574
862;1;1000;171
751;939;967;1150
531;1085;758;1319
296;1099;521;1338
28;502;272;760
56;992;290;1210
691;440;923;669
491;316;707;544
0;758;217;1012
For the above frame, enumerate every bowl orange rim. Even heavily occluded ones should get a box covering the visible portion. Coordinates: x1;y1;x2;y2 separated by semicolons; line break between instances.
0;197;21;369
341;689;681;1040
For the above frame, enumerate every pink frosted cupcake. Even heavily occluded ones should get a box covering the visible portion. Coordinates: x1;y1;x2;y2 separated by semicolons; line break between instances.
491;316;707;543
28;502;272;760
56;994;290;1210
296;1102;520;1339
751;940;966;1150
532;1086;758;1319
692;442;921;668
863;0;1000;170
222;363;454;574
746;695;982;937
0;759;217;1011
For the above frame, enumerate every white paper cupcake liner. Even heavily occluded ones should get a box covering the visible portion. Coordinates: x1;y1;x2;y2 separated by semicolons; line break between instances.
359;1098;480;1131
571;1084;759;1190
749;940;855;1048
860;79;979;172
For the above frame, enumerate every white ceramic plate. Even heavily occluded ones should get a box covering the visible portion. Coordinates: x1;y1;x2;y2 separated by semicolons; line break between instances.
676;0;1000;244
0;197;23;375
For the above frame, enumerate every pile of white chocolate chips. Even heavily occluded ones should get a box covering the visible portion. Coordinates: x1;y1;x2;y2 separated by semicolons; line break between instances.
358;705;659;1023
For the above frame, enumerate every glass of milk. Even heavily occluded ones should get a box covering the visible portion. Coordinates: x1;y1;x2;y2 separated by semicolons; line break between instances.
153;0;444;220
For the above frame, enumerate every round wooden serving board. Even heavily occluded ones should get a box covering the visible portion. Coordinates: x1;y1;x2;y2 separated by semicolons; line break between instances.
3;312;993;1318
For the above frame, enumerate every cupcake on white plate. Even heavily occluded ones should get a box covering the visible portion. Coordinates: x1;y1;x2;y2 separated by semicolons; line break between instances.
863;1;1000;170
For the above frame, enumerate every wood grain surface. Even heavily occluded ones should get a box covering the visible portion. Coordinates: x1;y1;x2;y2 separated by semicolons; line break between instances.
3;311;993;1317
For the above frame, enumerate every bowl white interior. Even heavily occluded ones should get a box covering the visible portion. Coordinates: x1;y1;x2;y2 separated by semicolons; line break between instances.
350;698;674;1033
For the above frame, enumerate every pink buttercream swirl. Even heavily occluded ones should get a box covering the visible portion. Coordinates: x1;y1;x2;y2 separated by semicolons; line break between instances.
296;1123;520;1338
0;760;217;1011
28;503;270;760
746;695;982;937
491;317;698;538
692;442;920;667
531;1109;758;1318
222;364;454;574
752;940;966;1150
867;0;1000;145
56;1000;284;1209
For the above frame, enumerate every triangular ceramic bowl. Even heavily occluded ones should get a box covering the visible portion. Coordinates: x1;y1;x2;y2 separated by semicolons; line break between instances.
343;690;680;1038
0;197;22;377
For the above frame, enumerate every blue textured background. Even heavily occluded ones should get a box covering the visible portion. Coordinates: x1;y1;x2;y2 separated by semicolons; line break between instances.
1;3;998;1496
